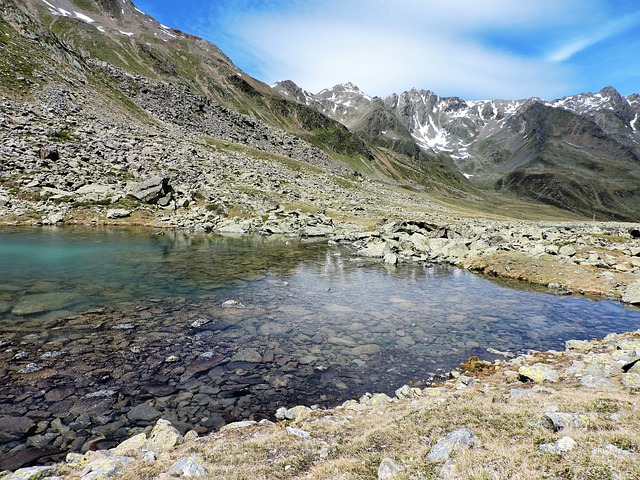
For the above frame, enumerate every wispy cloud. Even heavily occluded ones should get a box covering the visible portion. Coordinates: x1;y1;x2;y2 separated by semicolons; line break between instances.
547;13;640;62
189;0;638;100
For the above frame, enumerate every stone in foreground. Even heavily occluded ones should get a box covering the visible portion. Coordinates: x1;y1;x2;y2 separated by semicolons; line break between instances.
518;364;559;383
3;466;56;480
167;455;207;477
378;457;404;479
539;436;576;454
426;428;480;462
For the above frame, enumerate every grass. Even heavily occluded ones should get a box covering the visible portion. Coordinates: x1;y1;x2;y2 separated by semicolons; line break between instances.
110;358;640;480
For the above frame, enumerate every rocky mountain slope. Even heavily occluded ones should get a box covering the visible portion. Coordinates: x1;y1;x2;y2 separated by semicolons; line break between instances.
273;81;640;221
0;0;474;227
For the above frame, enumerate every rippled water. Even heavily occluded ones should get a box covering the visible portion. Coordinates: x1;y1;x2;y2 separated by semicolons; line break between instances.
1;227;639;459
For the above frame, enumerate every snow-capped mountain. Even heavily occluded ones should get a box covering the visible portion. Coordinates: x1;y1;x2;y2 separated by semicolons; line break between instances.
273;81;640;219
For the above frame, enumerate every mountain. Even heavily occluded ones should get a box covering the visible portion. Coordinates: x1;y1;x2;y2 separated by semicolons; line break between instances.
1;0;638;224
273;81;640;221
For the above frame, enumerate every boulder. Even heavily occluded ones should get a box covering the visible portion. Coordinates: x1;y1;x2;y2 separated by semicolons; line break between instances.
518;364;559;383
621;283;640;305
110;433;147;455
0;415;36;442
127;403;161;422
220;420;257;431
541;412;596;431
127;176;171;204
81;456;134;480
425;428;480;462
147;419;184;452
285;426;310;439
106;209;131;219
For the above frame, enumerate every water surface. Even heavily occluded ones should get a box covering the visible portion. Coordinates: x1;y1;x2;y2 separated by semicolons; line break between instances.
1;227;639;456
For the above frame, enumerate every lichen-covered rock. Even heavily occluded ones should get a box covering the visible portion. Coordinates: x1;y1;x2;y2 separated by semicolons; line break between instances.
426;428;480;462
395;385;417;399
622;371;640;388
81;456;134;480
371;393;393;406
110;432;147;455
146;419;183;452
539;436;576;454
541;412;596;431
279;405;311;420
565;339;595;352
518;364;559;383
579;375;617;389
3;465;55;480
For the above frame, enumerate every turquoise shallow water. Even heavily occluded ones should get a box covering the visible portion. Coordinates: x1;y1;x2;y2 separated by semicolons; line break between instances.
1;226;640;457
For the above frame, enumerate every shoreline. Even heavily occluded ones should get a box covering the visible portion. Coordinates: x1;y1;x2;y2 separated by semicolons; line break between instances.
2;215;639;304
4;328;640;479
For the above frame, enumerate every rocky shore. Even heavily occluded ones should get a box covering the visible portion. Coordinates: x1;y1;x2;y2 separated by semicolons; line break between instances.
3;329;639;479
2;64;640;480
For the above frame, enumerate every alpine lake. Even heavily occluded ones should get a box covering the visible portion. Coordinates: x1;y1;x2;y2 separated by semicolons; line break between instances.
1;227;640;460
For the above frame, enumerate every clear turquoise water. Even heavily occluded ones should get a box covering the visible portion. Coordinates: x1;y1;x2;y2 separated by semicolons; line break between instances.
1;226;639;359
1;226;640;446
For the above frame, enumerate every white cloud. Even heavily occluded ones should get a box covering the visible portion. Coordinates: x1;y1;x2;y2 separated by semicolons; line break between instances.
199;0;633;100
547;13;640;62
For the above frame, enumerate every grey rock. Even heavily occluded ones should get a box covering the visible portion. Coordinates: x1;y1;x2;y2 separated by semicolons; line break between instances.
106;208;131;219
167;455;207;477
230;348;262;363
219;420;257;431
621;283;640;305
3;466;56;480
378;457;404;480
559;244;576;257
286;426;311;439
539;436;576;454
127;176;170;204
604;443;640;457
541;412;596;432
509;388;537;398
426;428;480;462
127;403;161;422
579;375;617;389
0;415;36;442
81;456;134;480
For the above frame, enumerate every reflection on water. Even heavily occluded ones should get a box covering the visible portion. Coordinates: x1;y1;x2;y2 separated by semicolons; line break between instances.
1;227;639;457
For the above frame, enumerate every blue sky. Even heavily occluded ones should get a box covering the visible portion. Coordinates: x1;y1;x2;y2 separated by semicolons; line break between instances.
134;0;640;100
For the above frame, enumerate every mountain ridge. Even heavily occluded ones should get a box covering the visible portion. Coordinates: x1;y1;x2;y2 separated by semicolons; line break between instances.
273;80;640;220
1;0;639;221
